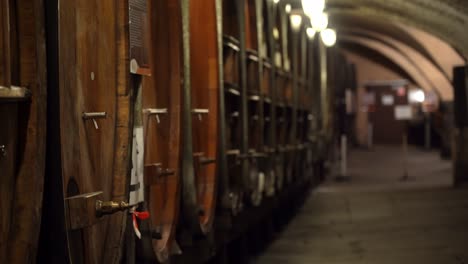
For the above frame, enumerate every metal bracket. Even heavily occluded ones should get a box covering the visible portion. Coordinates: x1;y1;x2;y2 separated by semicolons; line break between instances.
223;41;240;52
248;95;260;101
230;111;240;118
82;112;107;130
199;156;216;165
143;108;168;124
193;152;216;166
144;163;175;186
192;108;209;121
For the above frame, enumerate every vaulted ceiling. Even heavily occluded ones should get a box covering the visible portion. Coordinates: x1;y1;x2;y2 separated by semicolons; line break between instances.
286;0;467;100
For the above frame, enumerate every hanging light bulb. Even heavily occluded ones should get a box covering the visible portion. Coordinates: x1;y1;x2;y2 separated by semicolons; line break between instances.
273;0;280;3
273;27;280;40
285;4;292;14
320;28;336;47
290;14;302;32
306;27;316;39
409;89;425;103
311;12;328;32
302;0;325;18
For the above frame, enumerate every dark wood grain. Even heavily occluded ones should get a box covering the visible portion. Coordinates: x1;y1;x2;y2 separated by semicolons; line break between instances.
0;1;14;259
140;0;182;261
1;0;48;262
190;0;219;233
0;104;18;261
58;0;131;263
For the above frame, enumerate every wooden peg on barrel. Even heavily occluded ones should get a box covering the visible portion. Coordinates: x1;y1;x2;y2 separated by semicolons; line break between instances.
143;108;168;124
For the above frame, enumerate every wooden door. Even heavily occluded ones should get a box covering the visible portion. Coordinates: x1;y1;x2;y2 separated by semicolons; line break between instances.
368;85;407;145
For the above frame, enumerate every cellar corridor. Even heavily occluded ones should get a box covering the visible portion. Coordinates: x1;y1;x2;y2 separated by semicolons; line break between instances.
255;146;465;264
4;0;468;263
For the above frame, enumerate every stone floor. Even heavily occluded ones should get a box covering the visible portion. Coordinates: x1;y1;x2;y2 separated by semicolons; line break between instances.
321;145;453;192
255;145;468;264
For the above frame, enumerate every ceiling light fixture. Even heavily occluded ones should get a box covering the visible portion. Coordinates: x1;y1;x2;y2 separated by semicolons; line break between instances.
306;27;316;39
321;28;336;47
302;0;325;18
311;12;328;32
290;14;303;32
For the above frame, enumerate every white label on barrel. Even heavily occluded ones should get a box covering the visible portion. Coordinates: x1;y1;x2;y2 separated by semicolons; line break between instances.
130;126;145;205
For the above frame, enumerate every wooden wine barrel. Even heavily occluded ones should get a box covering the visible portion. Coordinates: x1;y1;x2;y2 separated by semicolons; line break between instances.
262;61;273;99
221;0;251;214
0;1;47;262
284;74;293;105
133;1;183;262
246;50;264;206
284;105;295;185
261;62;276;198
187;0;219;234
296;79;309;183
222;35;244;214
274;70;287;190
275;106;286;191
301;110;314;182
247;50;261;95
58;1;132;263
295;109;306;182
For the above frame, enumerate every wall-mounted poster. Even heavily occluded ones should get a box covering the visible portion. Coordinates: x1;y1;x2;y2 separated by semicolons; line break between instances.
129;0;151;76
394;105;413;120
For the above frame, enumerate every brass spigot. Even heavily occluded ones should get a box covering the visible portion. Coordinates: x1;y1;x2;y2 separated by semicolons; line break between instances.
95;200;131;217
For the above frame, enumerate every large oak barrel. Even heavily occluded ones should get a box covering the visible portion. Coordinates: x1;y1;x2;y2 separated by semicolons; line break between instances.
135;1;183;262
222;35;244;214
274;70;287;190
261;60;276;197
0;1;47;262
246;50;264;206
58;1;132;263
284;76;295;185
188;0;220;234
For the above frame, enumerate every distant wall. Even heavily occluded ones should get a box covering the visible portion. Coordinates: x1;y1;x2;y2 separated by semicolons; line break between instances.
341;50;410;146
